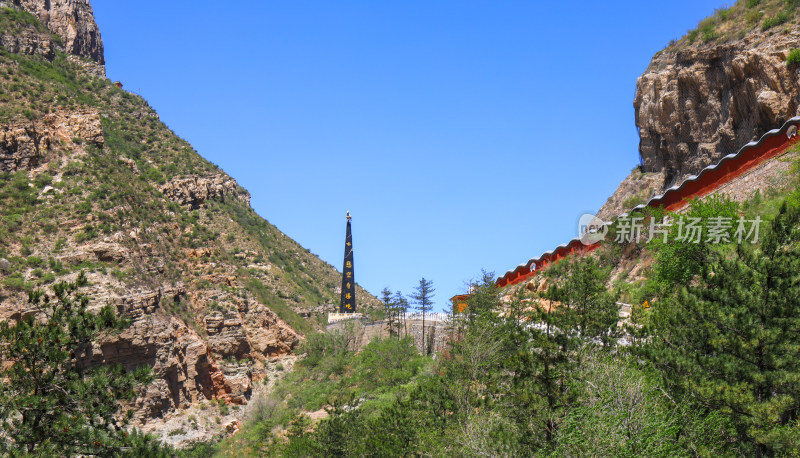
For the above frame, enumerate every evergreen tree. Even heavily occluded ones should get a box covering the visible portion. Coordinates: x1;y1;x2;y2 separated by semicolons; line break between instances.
380;287;400;337
498;256;618;448
642;201;800;455
543;256;619;346
0;273;163;456
517;282;583;446
410;278;435;355
393;290;409;337
449;271;496;341
463;271;497;322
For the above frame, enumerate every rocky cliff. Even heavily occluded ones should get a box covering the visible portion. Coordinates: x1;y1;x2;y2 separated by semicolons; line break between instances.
636;30;800;188
599;1;800;220
1;0;104;64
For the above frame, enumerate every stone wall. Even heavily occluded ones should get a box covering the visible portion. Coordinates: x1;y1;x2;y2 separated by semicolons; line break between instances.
326;315;451;355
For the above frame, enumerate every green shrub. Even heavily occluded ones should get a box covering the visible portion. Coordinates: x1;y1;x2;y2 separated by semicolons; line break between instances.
698;18;718;42
787;48;800;67
747;0;761;7
217;400;230;416
53;238;66;252
648;195;739;290
715;6;732;21
623;195;646;209
762;10;792;31
74;200;92;214
11;172;29;191
33;173;52;188
2;275;27;291
746;9;764;25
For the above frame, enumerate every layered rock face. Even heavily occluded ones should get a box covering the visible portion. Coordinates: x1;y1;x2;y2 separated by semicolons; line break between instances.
82;283;301;421
0;108;103;172
635;30;800;188
0;26;56;58
4;0;104;64
161;175;252;209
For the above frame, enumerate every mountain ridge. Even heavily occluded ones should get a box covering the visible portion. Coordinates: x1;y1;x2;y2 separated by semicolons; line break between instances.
0;1;380;442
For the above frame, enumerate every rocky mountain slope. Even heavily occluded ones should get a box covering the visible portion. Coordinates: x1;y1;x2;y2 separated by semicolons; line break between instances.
0;2;379;437
0;0;103;64
599;0;800;220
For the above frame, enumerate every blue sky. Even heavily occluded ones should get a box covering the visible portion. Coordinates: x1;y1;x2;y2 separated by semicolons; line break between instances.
92;0;725;312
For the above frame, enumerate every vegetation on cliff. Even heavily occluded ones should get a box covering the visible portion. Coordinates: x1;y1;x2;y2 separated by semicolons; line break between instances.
0;7;51;38
211;331;429;456
0;5;381;437
0;7;380;332
675;0;800;47
0;274;168;456
3;0;800;452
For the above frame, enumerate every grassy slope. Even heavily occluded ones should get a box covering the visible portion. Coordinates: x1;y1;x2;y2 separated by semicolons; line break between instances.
0;9;381;337
662;0;799;51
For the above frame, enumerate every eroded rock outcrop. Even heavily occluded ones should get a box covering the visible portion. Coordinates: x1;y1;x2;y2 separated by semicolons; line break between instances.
0;26;55;58
0;108;103;172
597;25;800;219
2;0;104;64
160;175;251;209
596;169;665;222
75;282;301;421
635;30;800;188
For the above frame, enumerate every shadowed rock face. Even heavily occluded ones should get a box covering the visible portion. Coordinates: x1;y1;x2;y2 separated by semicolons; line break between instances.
635;30;800;189
8;0;104;64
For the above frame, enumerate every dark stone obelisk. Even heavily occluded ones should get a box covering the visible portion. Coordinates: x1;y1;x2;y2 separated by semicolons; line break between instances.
339;212;356;313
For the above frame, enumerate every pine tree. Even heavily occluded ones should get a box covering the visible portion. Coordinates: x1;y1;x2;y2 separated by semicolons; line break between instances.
518;279;584;446
543;256;619;346
410;278;435;355
380;287;400;337
393;290;409;338
642;201;800;455
498;256;618;447
0;273;163;456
